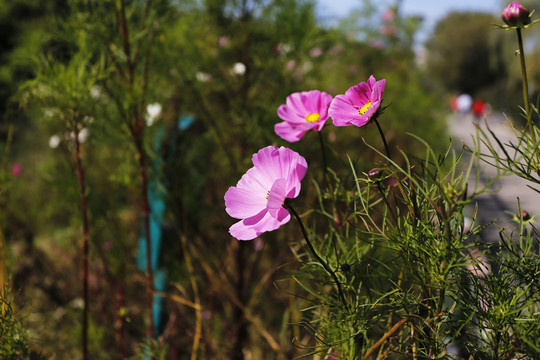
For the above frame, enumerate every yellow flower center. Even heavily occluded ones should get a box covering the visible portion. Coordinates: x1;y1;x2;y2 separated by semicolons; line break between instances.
305;113;320;122
358;101;372;115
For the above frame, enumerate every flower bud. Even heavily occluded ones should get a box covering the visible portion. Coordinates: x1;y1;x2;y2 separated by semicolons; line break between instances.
519;210;531;221
501;1;531;28
367;168;382;179
340;263;351;272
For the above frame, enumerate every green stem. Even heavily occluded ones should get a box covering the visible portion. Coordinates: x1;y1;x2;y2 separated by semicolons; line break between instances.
284;202;349;310
375;182;397;223
318;130;328;178
74;133;90;360
374;118;391;160
516;28;538;153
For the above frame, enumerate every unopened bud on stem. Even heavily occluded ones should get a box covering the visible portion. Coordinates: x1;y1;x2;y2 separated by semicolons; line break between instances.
367;168;382;179
502;1;531;28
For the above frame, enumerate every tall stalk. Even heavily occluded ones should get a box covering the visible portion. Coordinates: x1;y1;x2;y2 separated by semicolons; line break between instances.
374;118;392;160
284;202;348;310
74;129;90;360
135;134;155;344
0;125;13;315
318;130;328;178
113;0;156;349
516;28;538;154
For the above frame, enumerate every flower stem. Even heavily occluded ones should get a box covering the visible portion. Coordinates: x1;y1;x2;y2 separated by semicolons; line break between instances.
74;133;89;360
374;118;392;160
135;134;155;347
516;28;538;154
375;181;397;223
284;202;349;310
318;130;328;177
0;125;13;316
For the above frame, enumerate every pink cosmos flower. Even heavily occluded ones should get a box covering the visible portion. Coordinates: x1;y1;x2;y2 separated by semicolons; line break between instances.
224;146;307;240
275;90;333;142
329;75;386;127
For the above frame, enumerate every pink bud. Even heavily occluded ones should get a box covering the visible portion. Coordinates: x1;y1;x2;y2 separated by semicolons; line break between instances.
518;210;531;221
502;1;531;27
367;168;382;179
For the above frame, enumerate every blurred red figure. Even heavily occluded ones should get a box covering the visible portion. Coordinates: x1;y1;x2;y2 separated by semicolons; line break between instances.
472;99;486;116
472;99;488;124
450;96;459;112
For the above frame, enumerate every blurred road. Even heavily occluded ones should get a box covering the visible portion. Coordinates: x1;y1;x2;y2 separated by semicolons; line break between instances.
447;112;540;242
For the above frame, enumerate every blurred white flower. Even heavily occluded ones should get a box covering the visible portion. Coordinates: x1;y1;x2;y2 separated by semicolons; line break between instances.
195;72;211;82
78;128;89;143
275;43;293;55
83;116;94;124
90;85;101;99
457;94;472;113
231;62;246;76
65;128;89;143
49;134;61;149
301;61;313;74
70;297;85;309
44;108;55;118
145;103;162;126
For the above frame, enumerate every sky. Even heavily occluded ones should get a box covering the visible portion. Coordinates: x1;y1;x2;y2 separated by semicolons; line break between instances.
316;0;502;44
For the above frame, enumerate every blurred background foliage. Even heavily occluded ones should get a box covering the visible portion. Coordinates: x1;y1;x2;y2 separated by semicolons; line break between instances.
0;0;537;358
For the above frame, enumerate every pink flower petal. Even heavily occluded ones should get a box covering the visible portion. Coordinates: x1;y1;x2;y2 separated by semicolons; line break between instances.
267;178;287;218
224;186;267;218
367;75;376;88
345;83;371;105
286;93;310;118
329;95;362;126
286;156;308;198
303;90;322;114
251;146;284;184
277;104;306;125
229;209;267;240
237;167;272;195
274;122;309;143
229;208;290;241
372;78;386;100
317;92;334;119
